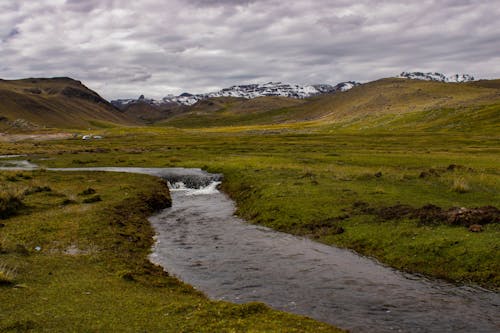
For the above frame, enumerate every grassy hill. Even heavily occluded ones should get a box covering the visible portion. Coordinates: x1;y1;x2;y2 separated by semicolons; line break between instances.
156;96;306;127
118;100;184;124
0;77;135;129
2;76;499;132
159;78;500;131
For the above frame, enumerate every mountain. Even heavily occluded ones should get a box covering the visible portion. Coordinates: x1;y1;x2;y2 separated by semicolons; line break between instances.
3;74;497;130
111;81;361;108
0;77;135;129
398;72;475;82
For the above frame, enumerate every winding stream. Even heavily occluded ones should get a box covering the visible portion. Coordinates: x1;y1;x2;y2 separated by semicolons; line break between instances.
1;163;499;332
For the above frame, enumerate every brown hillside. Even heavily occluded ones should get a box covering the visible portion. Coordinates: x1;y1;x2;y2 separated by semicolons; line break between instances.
0;77;136;129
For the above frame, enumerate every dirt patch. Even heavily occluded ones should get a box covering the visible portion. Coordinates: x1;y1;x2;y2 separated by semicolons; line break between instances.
300;215;348;238
419;164;474;179
445;206;500;226
352;201;500;228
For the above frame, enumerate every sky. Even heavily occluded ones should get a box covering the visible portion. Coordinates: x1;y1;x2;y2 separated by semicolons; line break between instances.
1;0;499;100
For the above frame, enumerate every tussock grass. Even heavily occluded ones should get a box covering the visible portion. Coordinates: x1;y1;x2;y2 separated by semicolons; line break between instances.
0;188;24;219
451;177;471;193
0;262;16;285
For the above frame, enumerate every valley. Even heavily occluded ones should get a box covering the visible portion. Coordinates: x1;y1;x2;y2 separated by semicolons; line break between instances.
1;74;499;332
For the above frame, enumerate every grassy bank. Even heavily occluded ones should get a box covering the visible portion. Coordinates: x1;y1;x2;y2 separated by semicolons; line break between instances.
0;170;342;332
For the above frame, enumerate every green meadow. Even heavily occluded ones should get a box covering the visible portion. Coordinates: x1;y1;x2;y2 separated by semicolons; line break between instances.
1;78;499;331
3;113;499;289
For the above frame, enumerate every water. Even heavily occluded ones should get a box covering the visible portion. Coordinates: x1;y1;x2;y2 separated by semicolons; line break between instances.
0;156;37;169
2;162;499;332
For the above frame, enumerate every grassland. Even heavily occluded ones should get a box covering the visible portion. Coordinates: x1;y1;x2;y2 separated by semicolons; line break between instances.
2;111;498;290
1;77;499;330
0;170;342;332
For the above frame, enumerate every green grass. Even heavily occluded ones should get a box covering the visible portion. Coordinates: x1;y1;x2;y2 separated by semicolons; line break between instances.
4;123;498;289
0;170;342;332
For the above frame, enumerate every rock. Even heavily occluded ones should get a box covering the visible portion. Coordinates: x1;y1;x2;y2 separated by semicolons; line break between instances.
332;226;345;235
468;224;483;232
446;207;469;225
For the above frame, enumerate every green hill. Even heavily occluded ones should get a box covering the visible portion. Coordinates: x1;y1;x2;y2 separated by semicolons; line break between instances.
156;96;305;128
0;77;135;129
159;78;500;131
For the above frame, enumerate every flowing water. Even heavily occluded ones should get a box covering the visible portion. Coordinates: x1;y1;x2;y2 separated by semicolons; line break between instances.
1;162;499;332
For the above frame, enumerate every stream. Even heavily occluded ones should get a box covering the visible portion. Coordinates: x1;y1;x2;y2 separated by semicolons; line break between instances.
1;162;499;332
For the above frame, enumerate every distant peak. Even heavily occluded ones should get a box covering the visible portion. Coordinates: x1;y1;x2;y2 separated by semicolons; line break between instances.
111;80;362;107
398;72;474;83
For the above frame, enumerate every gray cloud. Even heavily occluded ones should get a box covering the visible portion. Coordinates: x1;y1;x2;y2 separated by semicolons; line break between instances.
0;0;499;99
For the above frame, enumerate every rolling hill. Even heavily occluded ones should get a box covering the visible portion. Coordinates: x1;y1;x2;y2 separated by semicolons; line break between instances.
158;78;500;131
0;77;135;129
1;76;499;132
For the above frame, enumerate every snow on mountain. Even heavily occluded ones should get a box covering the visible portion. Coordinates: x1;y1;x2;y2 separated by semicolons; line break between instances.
111;71;476;109
398;72;474;83
111;81;360;107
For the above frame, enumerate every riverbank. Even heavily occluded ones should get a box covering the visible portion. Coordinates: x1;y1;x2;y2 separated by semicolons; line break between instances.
0;170;342;332
149;179;500;332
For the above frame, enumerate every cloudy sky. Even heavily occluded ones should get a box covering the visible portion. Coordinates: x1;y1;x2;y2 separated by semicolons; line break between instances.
1;0;499;99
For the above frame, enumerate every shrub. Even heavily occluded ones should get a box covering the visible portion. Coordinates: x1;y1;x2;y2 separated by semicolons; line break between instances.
79;187;96;195
23;186;52;195
61;198;77;206
0;190;24;219
83;195;102;203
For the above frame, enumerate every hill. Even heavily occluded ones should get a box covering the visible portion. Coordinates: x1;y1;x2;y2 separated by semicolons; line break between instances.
158;78;500;130
0;77;135;129
2;76;499;131
118;99;184;124
156;96;306;128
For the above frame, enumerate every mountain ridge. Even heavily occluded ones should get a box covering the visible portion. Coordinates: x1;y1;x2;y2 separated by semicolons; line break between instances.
398;71;475;82
111;71;476;109
111;81;362;108
1;73;495;130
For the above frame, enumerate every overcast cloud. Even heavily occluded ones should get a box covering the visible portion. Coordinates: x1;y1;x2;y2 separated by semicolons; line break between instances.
1;0;499;99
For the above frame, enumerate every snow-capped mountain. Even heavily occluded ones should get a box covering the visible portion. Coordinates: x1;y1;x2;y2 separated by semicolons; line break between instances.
398;72;474;83
112;81;361;107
